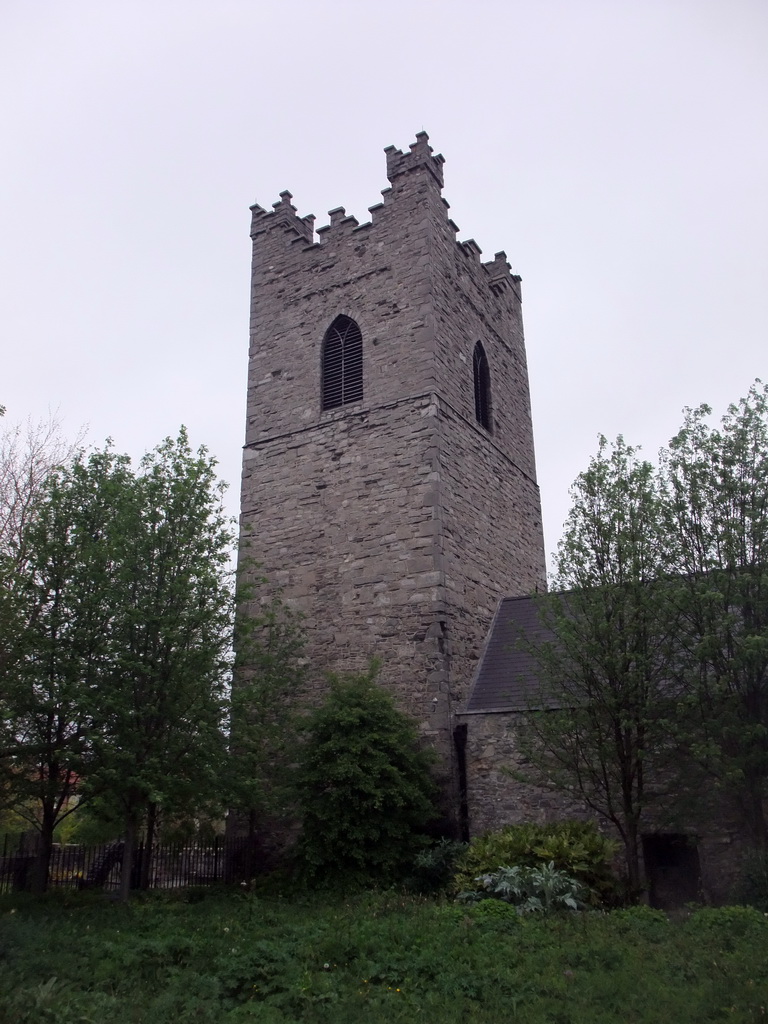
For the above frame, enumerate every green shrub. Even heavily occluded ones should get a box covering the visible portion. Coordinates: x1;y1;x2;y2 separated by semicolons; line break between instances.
295;666;438;886
213;940;297;1001
453;820;617;902
458;861;586;914
406;838;466;893
469;897;521;924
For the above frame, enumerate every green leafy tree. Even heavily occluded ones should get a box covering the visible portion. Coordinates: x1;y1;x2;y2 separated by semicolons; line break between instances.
661;381;768;846
2;423;305;894
84;429;234;898
296;665;438;886
521;384;768;888
0;447;130;890
520;437;684;891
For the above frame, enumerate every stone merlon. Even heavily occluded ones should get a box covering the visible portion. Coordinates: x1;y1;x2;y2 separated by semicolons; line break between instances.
250;189;315;244
384;131;445;188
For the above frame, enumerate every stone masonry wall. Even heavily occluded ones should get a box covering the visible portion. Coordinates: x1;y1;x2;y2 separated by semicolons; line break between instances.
462;710;590;834
462;709;749;903
422;150;546;712
438;404;547;709
430;208;538;481
240;397;450;744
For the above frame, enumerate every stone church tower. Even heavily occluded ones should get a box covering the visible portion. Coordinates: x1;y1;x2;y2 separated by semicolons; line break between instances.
238;133;546;811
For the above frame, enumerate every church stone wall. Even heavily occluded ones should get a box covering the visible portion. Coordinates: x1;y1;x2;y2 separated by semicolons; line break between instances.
430;215;538;481
245;153;440;446
415;155;546;709
438;405;547;707
462;711;589;833
462;709;748;904
241;397;449;739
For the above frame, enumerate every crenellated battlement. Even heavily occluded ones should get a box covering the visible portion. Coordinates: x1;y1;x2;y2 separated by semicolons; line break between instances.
249;134;520;295
482;250;522;299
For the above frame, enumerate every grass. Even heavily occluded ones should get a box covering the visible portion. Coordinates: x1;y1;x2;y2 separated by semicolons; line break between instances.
0;889;767;1022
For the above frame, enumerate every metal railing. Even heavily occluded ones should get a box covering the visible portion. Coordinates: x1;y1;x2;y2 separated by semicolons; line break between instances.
0;834;258;893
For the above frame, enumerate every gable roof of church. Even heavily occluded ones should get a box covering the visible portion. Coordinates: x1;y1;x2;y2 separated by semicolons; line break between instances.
463;595;557;714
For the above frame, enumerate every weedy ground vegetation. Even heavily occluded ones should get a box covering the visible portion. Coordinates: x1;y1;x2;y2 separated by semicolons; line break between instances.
1;889;767;1022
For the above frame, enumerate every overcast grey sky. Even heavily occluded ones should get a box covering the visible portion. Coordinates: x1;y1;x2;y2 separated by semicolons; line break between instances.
1;0;766;565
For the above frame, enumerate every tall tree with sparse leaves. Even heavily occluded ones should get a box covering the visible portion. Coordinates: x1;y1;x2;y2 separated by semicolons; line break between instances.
661;381;768;846
0;411;84;682
520;437;685;892
522;383;768;888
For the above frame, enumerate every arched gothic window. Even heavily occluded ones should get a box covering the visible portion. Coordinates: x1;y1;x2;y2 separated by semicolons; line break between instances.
321;315;363;410
473;341;492;432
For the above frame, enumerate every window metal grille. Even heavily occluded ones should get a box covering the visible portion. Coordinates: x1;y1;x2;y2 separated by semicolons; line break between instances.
321;316;363;410
473;341;492;431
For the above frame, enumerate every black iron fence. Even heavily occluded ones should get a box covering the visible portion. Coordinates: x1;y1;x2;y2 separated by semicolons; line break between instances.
0;834;258;894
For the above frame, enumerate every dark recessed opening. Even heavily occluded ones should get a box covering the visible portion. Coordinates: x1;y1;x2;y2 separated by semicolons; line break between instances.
642;833;702;909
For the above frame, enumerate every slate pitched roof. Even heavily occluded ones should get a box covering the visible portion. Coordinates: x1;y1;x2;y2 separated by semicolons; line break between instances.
464;595;557;713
